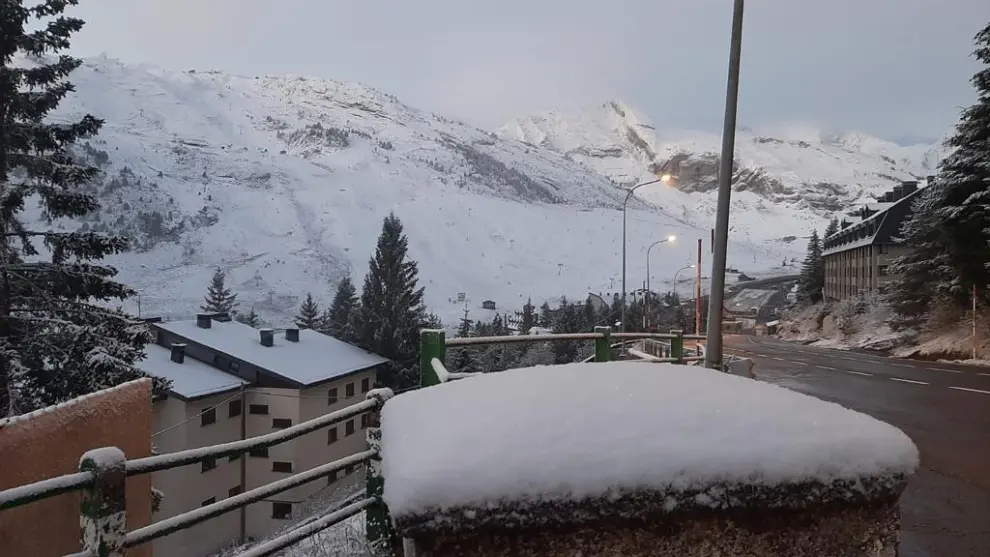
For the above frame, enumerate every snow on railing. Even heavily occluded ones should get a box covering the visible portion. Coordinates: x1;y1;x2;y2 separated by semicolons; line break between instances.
0;389;396;557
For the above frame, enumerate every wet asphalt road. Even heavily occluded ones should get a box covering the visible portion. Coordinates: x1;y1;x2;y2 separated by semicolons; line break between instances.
724;335;990;557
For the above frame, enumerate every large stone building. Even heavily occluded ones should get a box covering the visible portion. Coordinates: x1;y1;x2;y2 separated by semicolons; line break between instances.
822;178;933;301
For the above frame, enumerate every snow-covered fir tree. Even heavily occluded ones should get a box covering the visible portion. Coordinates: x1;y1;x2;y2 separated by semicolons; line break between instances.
352;213;430;389
519;298;536;334
201;268;238;314
824;218;839;239
0;2;164;415
235;308;261;328
324;275;358;341
797;230;824;304
890;21;990;314
295;293;321;329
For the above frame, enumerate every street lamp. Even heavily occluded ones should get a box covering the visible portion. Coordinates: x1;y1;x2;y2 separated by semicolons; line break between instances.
621;162;674;343
644;235;677;329
671;265;695;299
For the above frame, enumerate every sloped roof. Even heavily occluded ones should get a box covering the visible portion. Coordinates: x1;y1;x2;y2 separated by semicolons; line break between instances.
138;344;247;400
153;319;388;387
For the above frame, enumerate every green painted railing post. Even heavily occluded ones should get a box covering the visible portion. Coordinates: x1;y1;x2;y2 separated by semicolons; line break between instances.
79;447;127;557
365;388;395;553
594;326;611;362
420;329;446;388
670;329;684;364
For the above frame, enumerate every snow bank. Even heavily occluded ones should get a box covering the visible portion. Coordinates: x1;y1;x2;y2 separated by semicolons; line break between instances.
381;362;918;529
781;296;912;352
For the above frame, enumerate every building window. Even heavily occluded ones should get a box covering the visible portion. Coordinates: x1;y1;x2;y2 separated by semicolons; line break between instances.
249;447;269;458
327;470;338;485
361;378;371;393
877;244;885;254
360;413;371;429
879;265;889;276
327;427;338;444
272;502;292;520
202;497;216;507
328;387;338;405
230;360;240;371
272;418;292;429
201;407;217;426
344;464;355;476
228;399;242;418
272;461;293;473
345;383;355;398
345;419;355;436
201;458;217;473
228;485;243;497
249;404;269;415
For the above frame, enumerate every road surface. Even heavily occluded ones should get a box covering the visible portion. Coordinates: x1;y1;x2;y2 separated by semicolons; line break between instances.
725;335;990;557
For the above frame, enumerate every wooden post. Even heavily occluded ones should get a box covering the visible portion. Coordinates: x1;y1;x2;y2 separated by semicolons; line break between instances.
420;329;446;388
594;326;611;362
365;389;395;552
79;447;127;557
670;329;684;363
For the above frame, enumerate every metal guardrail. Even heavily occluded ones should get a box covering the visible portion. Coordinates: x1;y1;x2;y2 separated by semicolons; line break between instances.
0;390;396;557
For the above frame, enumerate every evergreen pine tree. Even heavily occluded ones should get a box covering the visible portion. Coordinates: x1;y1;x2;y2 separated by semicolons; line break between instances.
888;185;951;318
538;301;552;328
235;308;261;328
824;218;839;238
295;293;321;329
201;268;238;314
0;3;164;414
352;213;429;389
519;298;536;334
797;230;824;304
325;275;358;341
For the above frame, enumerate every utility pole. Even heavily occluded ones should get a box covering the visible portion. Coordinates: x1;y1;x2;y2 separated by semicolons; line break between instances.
704;0;746;370
696;239;703;335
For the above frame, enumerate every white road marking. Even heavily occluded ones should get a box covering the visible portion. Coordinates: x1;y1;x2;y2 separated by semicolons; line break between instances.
790;361;809;366
949;386;990;395
816;365;837;371
890;377;928;385
979;373;990;378
846;370;873;377
890;363;914;368
773;357;786;361
840;357;858;361
930;368;962;374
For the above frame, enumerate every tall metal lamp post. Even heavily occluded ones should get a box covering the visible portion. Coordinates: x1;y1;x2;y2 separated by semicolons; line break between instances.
704;0;746;370
621;161;674;340
644;236;677;329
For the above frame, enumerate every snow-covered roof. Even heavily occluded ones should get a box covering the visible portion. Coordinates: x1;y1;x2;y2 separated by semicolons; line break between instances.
153;319;388;387
138;344;247;400
381;361;918;527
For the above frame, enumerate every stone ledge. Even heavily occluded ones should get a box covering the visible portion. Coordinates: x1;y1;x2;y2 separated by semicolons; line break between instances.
412;499;900;557
393;473;909;538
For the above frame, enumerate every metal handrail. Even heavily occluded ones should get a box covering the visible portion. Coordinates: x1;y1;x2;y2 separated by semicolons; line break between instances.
0;390;395;557
445;331;705;347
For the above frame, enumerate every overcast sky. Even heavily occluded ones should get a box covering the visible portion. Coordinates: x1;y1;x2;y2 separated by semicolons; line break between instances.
67;0;989;145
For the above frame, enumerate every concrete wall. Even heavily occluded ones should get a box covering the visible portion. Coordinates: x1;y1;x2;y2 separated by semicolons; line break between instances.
0;379;154;557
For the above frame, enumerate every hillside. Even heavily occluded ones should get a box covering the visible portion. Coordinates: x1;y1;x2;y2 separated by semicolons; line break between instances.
498;101;950;243
38;57;794;327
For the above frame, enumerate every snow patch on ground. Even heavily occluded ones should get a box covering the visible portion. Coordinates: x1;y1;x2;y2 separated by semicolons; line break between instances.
380;361;918;523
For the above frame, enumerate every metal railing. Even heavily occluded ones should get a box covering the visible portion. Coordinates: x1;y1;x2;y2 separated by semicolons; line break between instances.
421;327;708;387
0;389;395;557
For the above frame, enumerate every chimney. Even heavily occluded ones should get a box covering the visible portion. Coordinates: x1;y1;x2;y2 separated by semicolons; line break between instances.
196;313;212;329
884;191;894;202
170;343;186;364
892;185;904;201
901;180;918;196
259;328;274;347
212;312;232;323
926;174;935;185
285;328;300;342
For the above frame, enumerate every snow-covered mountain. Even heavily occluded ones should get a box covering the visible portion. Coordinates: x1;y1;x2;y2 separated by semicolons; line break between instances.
42;57;795;327
497;101;949;242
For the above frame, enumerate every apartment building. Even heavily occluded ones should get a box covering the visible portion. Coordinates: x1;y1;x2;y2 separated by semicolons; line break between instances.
139;313;388;557
822;178;932;301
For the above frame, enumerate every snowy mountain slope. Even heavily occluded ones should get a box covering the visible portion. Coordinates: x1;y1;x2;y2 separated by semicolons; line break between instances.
38;57;796;327
497;101;950;243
